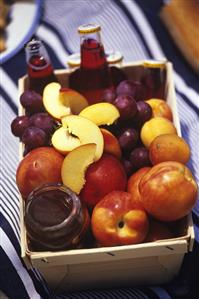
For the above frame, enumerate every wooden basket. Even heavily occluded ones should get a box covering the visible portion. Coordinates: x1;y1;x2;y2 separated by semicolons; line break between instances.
19;61;194;293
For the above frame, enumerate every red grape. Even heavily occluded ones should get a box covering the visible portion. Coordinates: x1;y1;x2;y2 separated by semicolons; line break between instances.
29;113;54;135
101;88;116;103
134;101;152;127
113;94;137;120
21;127;47;149
121;157;134;177
11;115;30;138
118;128;139;152
130;147;151;170
116;80;145;101
20;90;44;114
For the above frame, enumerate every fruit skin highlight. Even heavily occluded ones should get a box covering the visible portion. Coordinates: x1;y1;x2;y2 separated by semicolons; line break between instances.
16;147;64;199
91;190;149;247
80;153;127;208
139;161;198;221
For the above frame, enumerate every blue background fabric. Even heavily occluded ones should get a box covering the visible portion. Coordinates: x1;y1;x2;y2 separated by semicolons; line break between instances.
0;0;199;298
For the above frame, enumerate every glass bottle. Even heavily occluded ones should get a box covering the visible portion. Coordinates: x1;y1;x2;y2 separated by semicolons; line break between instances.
25;183;90;251
141;60;167;100
69;23;114;104
25;39;58;95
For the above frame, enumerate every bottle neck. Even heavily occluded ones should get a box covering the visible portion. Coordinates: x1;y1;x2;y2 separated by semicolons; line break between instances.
25;40;51;71
80;31;108;69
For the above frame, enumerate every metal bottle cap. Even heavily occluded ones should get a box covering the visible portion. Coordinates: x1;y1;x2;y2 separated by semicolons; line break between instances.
143;59;167;68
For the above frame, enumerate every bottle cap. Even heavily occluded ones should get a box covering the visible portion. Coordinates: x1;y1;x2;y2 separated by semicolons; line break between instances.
106;50;123;64
143;59;167;68
78;23;101;34
67;53;81;67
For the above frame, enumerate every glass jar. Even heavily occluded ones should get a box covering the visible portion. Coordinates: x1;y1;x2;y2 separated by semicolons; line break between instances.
25;183;90;251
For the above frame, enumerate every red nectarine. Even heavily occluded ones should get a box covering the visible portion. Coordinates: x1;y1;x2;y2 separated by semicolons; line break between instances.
16;147;64;199
91;191;149;246
80;153;127;207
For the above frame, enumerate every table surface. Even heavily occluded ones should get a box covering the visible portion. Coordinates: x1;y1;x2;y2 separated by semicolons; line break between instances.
1;1;199;299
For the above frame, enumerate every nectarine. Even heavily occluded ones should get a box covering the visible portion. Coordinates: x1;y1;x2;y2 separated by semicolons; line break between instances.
80;153;127;207
16;147;64;199
139;161;198;221
127;167;151;209
91;191;149;246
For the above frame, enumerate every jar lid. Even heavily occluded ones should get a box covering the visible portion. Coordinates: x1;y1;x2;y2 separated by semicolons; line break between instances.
106;50;123;64
78;23;101;34
143;59;167;68
67;53;81;67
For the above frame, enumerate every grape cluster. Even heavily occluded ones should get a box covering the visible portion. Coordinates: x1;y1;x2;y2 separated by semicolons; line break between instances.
11;90;56;155
102;80;153;176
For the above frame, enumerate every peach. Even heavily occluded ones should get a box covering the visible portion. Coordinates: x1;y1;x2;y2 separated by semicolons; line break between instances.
139;161;198;221
16;147;64;199
43;82;88;120
146;99;173;121
127;167;151;209
100;128;122;159
80;153;127;208
79;102;120;126
149;133;191;165
52;115;104;160
140;117;177;148
61;143;97;194
91;191;149;247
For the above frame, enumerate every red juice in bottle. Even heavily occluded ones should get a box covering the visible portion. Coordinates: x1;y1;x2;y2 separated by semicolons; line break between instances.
141;60;167;100
25;39;58;95
69;24;114;104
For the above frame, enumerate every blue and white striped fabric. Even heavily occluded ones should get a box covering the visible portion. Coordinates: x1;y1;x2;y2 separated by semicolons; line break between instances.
1;1;199;298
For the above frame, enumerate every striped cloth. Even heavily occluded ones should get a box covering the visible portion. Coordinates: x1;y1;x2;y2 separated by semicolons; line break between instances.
1;0;199;298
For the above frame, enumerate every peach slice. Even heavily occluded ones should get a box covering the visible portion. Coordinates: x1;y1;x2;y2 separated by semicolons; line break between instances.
79;102;120;126
61;143;97;194
61;115;104;161
100;128;121;159
43;82;88;120
60;88;88;114
51;126;81;155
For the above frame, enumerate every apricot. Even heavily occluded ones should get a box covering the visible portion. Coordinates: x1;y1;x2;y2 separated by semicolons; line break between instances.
149;133;191;165
140;117;177;148
146;99;173;121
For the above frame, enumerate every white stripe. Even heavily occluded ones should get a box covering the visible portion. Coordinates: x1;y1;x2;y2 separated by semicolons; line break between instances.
0;68;18;103
1;228;41;299
36;24;69;67
123;0;199;105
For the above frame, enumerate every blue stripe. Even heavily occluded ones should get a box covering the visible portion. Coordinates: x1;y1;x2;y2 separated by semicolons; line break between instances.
41;20;73;55
0;247;30;299
1;86;17;114
114;0;153;59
